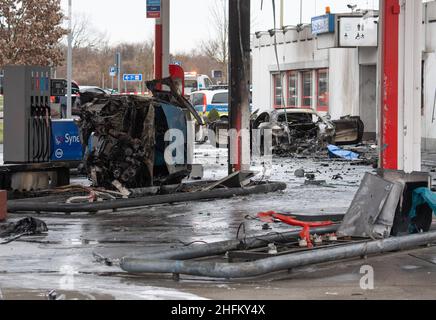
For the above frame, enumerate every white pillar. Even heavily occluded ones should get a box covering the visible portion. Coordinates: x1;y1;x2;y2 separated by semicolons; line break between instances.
398;0;422;172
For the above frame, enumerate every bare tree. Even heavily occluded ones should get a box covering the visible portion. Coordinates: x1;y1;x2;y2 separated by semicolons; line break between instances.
171;49;223;78
56;40;155;90
200;0;228;82
70;13;108;49
0;0;67;67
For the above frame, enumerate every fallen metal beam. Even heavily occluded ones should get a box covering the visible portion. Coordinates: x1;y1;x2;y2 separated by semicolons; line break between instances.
120;230;436;279
8;182;287;214
122;225;339;261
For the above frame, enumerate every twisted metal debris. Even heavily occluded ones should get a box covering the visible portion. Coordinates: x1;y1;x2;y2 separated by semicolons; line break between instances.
76;78;201;190
77;95;157;189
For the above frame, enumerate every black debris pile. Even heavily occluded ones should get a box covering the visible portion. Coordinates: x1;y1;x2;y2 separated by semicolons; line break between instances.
0;217;48;244
273;135;331;158
341;143;379;167
77;95;157;190
268;114;335;158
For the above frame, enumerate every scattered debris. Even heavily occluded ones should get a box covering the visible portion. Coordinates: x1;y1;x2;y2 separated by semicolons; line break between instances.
343;143;379;166
202;171;257;191
304;179;327;186
267;243;278;254
93;252;117;267
313;234;323;245
262;223;271;230
294;168;306;178
0;217;48;244
294;168;322;179
332;174;343;180
47;290;65;301
299;238;308;247
305;173;316;180
328;234;338;241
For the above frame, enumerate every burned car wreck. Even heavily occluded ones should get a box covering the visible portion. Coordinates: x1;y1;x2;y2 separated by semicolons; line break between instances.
252;109;364;155
77;78;202;190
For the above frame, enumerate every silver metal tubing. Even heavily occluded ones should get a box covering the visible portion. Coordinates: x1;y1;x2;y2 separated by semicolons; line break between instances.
121;230;436;279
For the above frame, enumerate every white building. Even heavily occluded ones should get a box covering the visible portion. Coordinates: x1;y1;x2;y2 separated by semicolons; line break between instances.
252;2;436;149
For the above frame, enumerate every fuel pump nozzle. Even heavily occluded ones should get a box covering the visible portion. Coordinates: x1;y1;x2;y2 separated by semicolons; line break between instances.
33;96;44;162
43;96;52;161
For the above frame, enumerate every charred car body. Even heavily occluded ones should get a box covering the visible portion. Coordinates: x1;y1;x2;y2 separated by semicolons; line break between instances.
252;109;365;155
211;108;364;153
77;78;202;190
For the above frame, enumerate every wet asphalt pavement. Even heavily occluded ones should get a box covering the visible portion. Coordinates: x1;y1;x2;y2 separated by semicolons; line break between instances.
0;144;436;300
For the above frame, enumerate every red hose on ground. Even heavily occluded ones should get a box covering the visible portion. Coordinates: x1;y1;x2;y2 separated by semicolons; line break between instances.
258;211;334;248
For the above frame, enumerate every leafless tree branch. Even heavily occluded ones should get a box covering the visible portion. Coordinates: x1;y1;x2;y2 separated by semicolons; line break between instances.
200;0;228;82
0;0;67;67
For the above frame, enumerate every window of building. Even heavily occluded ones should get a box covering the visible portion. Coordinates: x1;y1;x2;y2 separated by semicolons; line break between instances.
302;71;313;108
273;74;284;108
271;69;329;110
287;71;298;108
317;69;329;112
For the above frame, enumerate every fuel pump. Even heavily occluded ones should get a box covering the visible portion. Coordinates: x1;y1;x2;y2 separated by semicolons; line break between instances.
4;66;52;164
1;66;72;191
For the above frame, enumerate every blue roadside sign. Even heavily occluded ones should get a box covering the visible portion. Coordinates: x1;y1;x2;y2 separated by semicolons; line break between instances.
123;74;143;82
109;66;116;77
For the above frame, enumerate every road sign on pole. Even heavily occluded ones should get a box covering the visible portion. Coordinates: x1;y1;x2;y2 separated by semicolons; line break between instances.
109;66;116;77
115;52;121;93
147;0;161;19
123;74;143;82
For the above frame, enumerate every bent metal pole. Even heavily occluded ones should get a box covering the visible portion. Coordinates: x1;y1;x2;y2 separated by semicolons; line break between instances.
8;182;287;214
124;225;339;261
121;230;436;279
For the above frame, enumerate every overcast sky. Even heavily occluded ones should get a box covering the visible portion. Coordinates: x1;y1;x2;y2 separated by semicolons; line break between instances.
60;0;378;54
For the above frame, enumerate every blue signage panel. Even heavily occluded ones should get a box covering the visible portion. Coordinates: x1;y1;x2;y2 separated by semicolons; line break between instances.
147;0;161;18
51;120;83;161
311;14;335;35
109;66;117;77
123;74;143;82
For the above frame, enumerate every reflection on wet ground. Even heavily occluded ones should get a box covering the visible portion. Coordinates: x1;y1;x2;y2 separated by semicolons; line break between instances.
0;145;435;300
